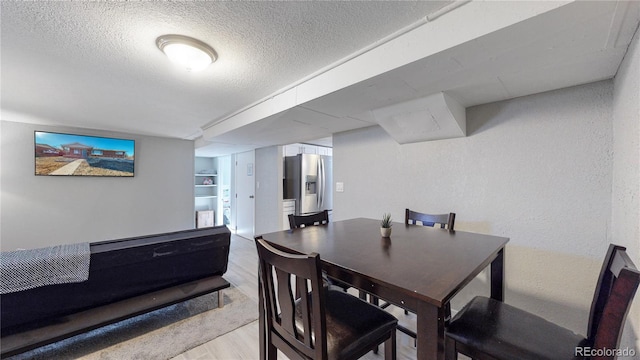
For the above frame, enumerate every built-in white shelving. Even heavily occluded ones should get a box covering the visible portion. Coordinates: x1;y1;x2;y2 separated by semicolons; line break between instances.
195;158;218;226
195;176;217;198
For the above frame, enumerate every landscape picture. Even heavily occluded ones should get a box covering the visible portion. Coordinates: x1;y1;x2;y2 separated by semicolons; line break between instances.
35;131;135;177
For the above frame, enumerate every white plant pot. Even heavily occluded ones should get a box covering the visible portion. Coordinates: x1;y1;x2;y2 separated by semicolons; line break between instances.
380;227;392;238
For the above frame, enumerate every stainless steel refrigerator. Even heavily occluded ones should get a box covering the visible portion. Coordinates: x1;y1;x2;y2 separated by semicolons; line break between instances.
284;154;333;215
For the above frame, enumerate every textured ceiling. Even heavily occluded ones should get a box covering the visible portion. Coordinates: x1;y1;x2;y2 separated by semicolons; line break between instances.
3;1;639;157
1;1;452;139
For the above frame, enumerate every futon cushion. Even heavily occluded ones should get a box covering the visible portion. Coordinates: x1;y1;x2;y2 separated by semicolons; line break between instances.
2;227;231;334
295;289;397;360
446;296;590;360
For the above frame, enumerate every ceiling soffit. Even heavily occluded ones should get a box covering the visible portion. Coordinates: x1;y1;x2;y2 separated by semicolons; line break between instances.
201;1;566;142
372;92;465;144
199;0;639;153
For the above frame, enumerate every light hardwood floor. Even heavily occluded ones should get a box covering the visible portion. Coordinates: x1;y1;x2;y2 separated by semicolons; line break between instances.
172;234;426;360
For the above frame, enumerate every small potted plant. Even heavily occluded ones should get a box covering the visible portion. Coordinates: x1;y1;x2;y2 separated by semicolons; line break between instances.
380;213;393;237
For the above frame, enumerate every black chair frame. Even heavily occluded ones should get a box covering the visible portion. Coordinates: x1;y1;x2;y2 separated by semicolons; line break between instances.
445;244;640;360
405;208;455;230
256;237;397;360
288;210;329;230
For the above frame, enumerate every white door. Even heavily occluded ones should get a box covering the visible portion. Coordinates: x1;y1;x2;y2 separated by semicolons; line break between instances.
235;150;255;239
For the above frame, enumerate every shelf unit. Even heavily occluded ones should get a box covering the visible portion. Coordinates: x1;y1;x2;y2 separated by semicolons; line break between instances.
195;157;218;226
195;174;218;199
195;175;217;199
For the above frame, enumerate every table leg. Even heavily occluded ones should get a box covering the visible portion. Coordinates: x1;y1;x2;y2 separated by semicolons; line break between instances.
416;301;445;360
491;248;505;301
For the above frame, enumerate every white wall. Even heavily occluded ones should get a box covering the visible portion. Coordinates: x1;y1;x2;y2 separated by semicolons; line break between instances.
612;28;640;352
0;120;195;250
254;145;283;236
334;81;616;336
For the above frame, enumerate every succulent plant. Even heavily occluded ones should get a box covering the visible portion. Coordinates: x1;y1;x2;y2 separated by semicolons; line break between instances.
381;213;393;228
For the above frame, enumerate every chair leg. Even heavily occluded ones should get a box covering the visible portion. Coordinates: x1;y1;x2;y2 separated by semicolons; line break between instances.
266;342;277;360
404;309;409;315
259;278;266;360
384;328;396;360
445;336;457;360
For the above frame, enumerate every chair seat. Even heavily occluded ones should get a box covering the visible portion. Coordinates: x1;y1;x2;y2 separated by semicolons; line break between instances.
296;289;397;360
446;296;589;360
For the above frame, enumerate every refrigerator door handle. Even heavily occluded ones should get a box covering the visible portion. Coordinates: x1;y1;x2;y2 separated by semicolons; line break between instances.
320;157;325;209
318;158;323;209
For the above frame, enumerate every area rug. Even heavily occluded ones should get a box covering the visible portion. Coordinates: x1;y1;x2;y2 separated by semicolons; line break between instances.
7;286;258;360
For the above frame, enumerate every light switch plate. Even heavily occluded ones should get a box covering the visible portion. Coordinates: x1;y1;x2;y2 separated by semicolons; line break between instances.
336;182;344;192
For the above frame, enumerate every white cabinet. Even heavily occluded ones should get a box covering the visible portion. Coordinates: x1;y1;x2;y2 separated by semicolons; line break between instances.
283;143;332;157
284;143;315;155
284;144;300;157
317;146;332;156
282;199;296;230
301;145;317;154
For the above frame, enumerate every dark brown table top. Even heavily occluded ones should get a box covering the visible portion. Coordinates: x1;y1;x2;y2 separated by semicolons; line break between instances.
260;218;509;307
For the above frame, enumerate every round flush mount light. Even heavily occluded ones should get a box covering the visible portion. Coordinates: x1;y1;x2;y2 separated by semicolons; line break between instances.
156;34;217;72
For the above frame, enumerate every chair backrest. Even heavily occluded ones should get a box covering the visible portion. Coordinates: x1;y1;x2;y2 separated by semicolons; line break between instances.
289;210;329;229
587;244;639;350
405;208;455;230
255;237;328;359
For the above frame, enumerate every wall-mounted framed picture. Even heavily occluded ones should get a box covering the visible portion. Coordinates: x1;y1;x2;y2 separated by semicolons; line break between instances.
35;131;135;177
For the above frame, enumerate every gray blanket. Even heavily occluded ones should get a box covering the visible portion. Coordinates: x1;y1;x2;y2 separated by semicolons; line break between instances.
0;242;90;294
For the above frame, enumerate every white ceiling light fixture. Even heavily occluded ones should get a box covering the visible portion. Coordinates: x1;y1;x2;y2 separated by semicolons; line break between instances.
156;34;217;72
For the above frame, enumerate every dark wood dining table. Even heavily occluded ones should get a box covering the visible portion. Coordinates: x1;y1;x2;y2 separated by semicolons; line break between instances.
258;218;509;360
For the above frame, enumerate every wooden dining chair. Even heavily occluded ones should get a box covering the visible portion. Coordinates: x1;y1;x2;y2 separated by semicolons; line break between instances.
405;208;456;230
373;208;456;343
255;237;398;360
288;210;351;293
445;244;640;360
288;210;329;229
